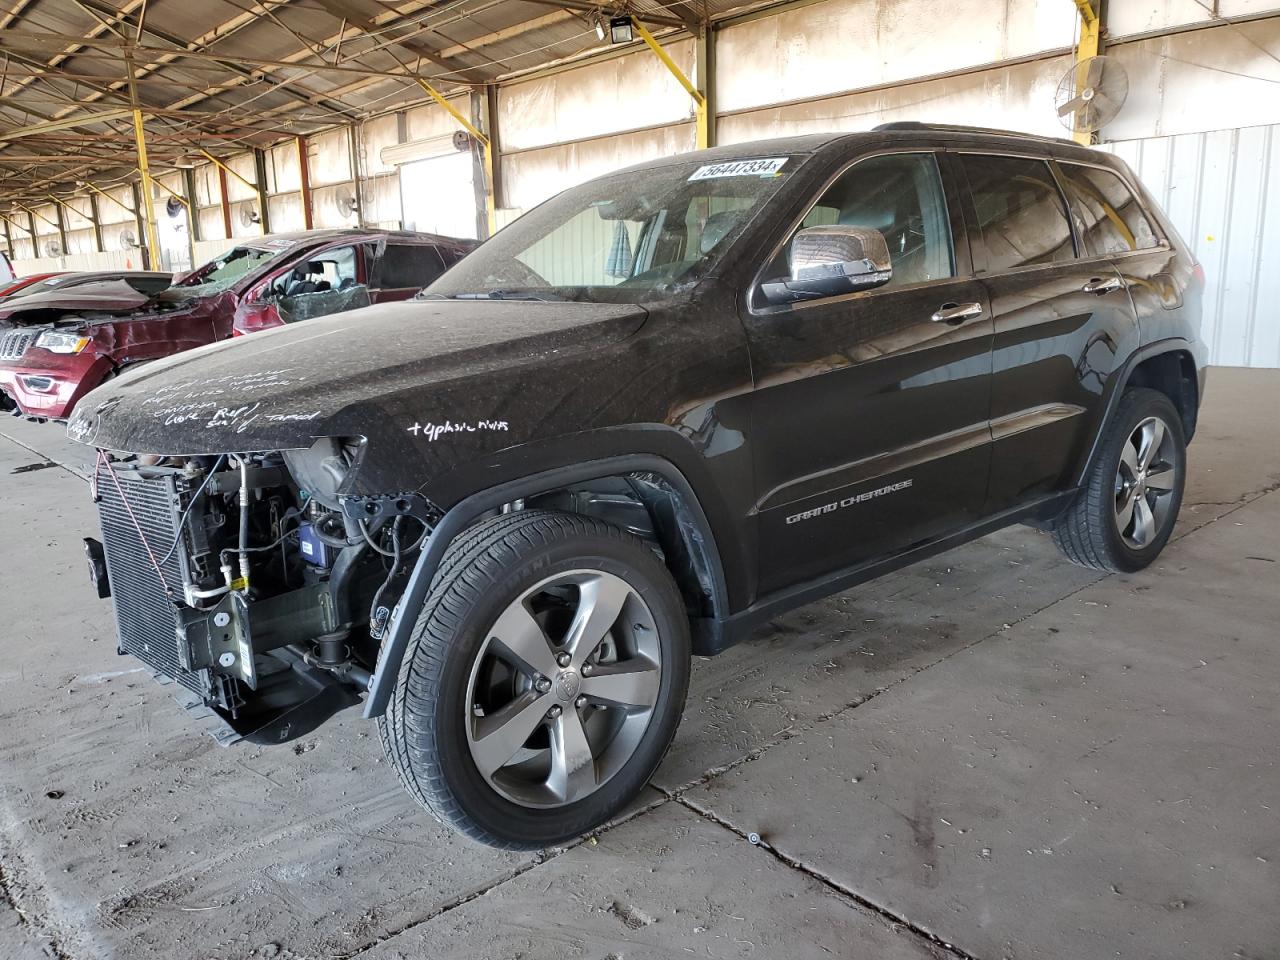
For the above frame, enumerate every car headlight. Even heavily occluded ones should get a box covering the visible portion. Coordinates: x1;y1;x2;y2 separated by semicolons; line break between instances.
35;330;91;354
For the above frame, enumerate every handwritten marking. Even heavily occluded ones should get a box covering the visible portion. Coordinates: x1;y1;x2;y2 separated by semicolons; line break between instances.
407;419;510;442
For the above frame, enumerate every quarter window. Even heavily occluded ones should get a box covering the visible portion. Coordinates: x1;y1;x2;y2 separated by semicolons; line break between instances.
760;152;954;296
959;155;1074;272
1056;163;1160;256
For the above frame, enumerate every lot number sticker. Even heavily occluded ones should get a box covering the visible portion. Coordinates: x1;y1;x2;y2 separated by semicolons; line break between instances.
688;158;787;181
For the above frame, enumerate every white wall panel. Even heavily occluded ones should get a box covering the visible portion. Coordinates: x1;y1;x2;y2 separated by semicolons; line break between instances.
1108;124;1280;367
309;128;352;186
406;99;465;142
269;140;303;194
225;153;257;203
312;182;360;229
499;41;695;152
362;173;402;228
716;0;1074;114
362;113;402;176
502;124;696;213
1108;0;1280;39
718;55;1073;143
267;192;306;232
1106;19;1280;140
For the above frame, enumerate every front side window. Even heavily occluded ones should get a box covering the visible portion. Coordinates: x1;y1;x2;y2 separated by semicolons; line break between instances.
427;156;799;303
758;152;954;301
268;246;359;298
1056;163;1160;256
959;155;1074;272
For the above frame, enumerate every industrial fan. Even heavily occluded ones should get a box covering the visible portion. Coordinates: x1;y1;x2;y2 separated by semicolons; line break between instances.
1054;56;1128;135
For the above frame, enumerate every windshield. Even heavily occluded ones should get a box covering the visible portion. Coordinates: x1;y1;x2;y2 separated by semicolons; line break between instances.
174;244;282;295
426;155;800;303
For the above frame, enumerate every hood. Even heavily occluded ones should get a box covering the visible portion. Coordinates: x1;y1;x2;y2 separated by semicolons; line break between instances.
68;297;647;454
0;275;174;324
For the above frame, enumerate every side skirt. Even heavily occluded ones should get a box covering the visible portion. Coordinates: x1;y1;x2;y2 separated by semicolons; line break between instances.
695;489;1077;656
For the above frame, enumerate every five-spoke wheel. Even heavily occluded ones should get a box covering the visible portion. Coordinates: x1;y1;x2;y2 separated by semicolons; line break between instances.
466;570;663;807
380;510;690;849
1053;387;1187;572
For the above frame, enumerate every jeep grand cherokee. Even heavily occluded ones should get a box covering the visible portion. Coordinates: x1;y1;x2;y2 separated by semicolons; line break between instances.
69;124;1205;849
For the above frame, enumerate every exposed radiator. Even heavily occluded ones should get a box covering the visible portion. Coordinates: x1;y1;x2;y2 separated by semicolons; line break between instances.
95;468;217;702
0;329;36;361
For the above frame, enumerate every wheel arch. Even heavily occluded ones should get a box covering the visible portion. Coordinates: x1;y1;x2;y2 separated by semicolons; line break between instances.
1072;339;1201;491
364;451;734;719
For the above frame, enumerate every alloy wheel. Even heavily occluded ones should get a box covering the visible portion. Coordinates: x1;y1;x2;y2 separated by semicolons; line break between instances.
464;569;663;808
1114;415;1179;550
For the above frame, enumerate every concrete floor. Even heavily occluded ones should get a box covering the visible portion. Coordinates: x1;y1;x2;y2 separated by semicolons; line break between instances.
1;367;1277;960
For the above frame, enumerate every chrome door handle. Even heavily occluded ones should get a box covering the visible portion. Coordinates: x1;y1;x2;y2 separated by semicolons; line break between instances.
930;301;983;324
1082;276;1124;295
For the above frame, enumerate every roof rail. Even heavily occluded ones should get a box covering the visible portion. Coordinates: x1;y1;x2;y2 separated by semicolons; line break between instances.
872;121;1078;146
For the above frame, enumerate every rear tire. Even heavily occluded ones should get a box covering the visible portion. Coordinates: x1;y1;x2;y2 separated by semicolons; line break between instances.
1051;387;1186;573
378;509;690;849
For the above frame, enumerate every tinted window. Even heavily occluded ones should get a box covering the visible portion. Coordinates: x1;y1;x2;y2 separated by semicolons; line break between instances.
960;155;1074;271
762;152;954;293
1056;163;1159;256
375;244;446;289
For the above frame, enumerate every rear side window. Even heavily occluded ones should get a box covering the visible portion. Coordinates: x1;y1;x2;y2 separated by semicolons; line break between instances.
959;154;1074;272
374;244;447;289
1055;163;1160;256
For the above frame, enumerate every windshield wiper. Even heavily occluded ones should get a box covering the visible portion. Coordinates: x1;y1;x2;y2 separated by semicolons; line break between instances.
447;289;563;302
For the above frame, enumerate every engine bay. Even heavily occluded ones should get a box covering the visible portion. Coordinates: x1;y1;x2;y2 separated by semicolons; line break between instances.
86;441;433;743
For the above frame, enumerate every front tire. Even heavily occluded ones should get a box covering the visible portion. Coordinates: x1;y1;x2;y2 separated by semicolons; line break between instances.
1052;387;1186;572
378;509;690;849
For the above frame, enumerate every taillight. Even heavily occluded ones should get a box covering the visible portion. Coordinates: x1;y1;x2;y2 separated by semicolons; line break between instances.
1193;262;1205;287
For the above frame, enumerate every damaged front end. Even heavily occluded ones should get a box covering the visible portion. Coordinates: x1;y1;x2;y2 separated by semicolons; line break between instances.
85;438;432;744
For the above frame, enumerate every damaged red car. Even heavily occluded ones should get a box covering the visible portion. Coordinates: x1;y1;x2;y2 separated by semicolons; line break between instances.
0;229;474;421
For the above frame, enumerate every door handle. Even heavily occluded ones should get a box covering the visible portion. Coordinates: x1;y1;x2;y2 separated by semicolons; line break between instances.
930;301;983;324
1082;276;1124;295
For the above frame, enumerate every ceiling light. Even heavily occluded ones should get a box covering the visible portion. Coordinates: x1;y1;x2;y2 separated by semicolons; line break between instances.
609;16;634;44
595;19;607;41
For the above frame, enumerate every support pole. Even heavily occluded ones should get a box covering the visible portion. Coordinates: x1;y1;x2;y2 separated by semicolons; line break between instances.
1072;0;1103;146
87;191;105;252
47;195;70;257
130;182;149;267
252;149;272;234
296;135;314;230
346;124;364;225
125;54;162;269
217;165;232;240
414;77;495;236
183;166;202;243
631;17;709;149
2;217;13;260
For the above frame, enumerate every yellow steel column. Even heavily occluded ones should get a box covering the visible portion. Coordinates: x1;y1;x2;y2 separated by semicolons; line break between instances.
631;17;709;149
1072;0;1102;146
414;78;496;236
125;53;162;268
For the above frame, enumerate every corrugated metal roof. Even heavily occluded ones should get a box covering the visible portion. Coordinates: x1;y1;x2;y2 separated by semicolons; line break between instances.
0;0;760;199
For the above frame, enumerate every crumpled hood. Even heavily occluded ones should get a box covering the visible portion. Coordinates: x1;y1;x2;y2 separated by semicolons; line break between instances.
0;276;174;324
68;297;647;454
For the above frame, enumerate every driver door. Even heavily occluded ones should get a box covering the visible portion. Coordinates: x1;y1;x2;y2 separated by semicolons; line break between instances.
743;151;994;595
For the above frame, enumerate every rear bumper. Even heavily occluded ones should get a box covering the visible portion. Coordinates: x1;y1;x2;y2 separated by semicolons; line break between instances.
0;352;112;419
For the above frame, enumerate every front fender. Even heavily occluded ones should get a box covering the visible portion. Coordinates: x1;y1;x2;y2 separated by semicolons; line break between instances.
362;450;735;719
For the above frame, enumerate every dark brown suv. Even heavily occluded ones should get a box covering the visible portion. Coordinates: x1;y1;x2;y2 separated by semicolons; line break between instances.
74;124;1204;849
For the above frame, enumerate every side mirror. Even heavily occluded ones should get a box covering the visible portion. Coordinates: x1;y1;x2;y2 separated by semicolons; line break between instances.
761;225;893;304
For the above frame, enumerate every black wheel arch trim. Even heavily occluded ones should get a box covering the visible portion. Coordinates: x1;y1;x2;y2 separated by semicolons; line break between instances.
362;453;730;719
1072;337;1202;492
